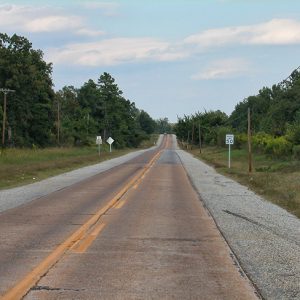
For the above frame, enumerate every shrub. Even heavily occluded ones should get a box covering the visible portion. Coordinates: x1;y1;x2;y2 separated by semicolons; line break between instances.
286;123;300;145
235;133;248;149
264;136;293;158
292;145;300;160
253;133;293;158
252;132;271;153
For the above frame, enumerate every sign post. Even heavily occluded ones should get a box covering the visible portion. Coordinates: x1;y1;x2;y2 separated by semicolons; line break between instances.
225;134;234;168
96;136;102;156
106;137;114;153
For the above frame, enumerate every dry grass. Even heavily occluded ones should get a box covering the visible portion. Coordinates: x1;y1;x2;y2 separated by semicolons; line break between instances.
188;146;300;218
0;135;159;190
0;146;133;189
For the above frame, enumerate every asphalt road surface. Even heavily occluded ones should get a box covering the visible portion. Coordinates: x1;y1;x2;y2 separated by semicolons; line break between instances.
0;135;258;299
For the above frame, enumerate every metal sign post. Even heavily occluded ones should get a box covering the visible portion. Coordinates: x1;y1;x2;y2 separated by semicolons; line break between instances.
96;136;102;156
106;137;114;153
225;134;234;168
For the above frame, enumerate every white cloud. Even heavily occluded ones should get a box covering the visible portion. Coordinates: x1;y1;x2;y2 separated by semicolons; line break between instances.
46;38;187;66
26;16;83;32
0;4;103;35
185;19;300;47
191;58;251;80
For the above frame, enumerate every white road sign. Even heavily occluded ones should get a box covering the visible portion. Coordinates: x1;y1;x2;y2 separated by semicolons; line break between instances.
96;136;102;145
106;137;114;145
225;134;234;145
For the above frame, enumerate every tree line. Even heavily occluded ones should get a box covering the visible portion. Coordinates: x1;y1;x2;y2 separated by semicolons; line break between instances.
175;67;300;159
0;33;162;148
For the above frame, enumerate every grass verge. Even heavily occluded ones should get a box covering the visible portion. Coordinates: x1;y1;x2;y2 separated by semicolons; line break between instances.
185;145;300;218
0;136;158;190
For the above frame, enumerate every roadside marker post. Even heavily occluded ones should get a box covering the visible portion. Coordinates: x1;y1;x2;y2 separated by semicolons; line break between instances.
106;137;114;153
96;136;102;156
225;134;234;168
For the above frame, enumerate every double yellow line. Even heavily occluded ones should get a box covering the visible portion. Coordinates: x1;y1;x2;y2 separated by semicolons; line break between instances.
1;150;162;300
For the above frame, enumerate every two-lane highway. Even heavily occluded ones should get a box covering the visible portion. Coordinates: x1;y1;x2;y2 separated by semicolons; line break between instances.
0;135;258;299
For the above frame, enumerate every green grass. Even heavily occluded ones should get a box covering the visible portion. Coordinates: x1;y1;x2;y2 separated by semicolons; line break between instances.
0;135;158;190
185;145;300;218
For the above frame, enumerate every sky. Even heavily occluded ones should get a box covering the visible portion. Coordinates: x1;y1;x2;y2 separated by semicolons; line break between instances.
1;0;300;122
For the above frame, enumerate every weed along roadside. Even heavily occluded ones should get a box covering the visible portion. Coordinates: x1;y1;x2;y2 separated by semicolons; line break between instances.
0;135;158;190
184;145;300;219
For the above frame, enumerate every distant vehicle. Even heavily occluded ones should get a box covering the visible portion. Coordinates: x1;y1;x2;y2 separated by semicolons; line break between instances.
164;132;167;135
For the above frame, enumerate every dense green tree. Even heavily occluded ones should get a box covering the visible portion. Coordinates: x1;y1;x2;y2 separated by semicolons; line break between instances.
156;117;172;134
0;33;54;147
229;68;300;136
175;110;228;146
138;110;156;134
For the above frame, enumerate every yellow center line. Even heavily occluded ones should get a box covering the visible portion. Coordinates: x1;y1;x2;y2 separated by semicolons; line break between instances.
72;223;106;253
1;147;163;300
114;199;126;209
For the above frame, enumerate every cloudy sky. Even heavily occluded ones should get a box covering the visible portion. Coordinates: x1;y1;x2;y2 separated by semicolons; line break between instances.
1;0;300;121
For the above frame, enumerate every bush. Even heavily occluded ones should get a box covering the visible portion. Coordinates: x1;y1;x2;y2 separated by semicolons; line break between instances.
235;133;248;149
286;123;300;145
252;132;271;153
253;133;293;158
293;145;300;160
265;136;293;158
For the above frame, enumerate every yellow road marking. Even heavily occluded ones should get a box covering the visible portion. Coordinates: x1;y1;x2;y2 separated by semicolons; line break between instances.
114;199;126;209
1;149;163;300
72;223;106;253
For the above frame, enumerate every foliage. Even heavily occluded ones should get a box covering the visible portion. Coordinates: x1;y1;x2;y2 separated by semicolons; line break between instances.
292;145;300;160
0;33;54;147
252;133;292;158
175;110;228;146
156;117;173;134
0;33;156;149
176;67;300;158
55;73;157;148
138;110;157;134
228;69;300;136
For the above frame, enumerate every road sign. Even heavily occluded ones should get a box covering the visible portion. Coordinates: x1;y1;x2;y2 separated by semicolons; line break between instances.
96;136;102;156
106;137;114;152
225;134;234;168
96;136;102;145
106;137;114;145
225;134;234;145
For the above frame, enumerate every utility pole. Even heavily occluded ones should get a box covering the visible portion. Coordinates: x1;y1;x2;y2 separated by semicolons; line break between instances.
0;88;15;147
199;123;202;154
191;123;194;150
187;131;190;150
57;98;60;145
248;107;253;173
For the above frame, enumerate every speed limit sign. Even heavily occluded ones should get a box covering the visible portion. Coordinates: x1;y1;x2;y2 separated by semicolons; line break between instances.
226;134;234;145
226;134;234;168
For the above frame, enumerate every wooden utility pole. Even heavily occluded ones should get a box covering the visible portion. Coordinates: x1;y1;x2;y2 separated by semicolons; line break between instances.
57;99;60;145
1;88;15;147
199;123;202;153
248;107;253;173
191;123;194;149
187;131;190;149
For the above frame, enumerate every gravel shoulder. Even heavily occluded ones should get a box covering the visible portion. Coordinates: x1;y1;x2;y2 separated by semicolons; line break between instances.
173;135;300;300
0;136;163;213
